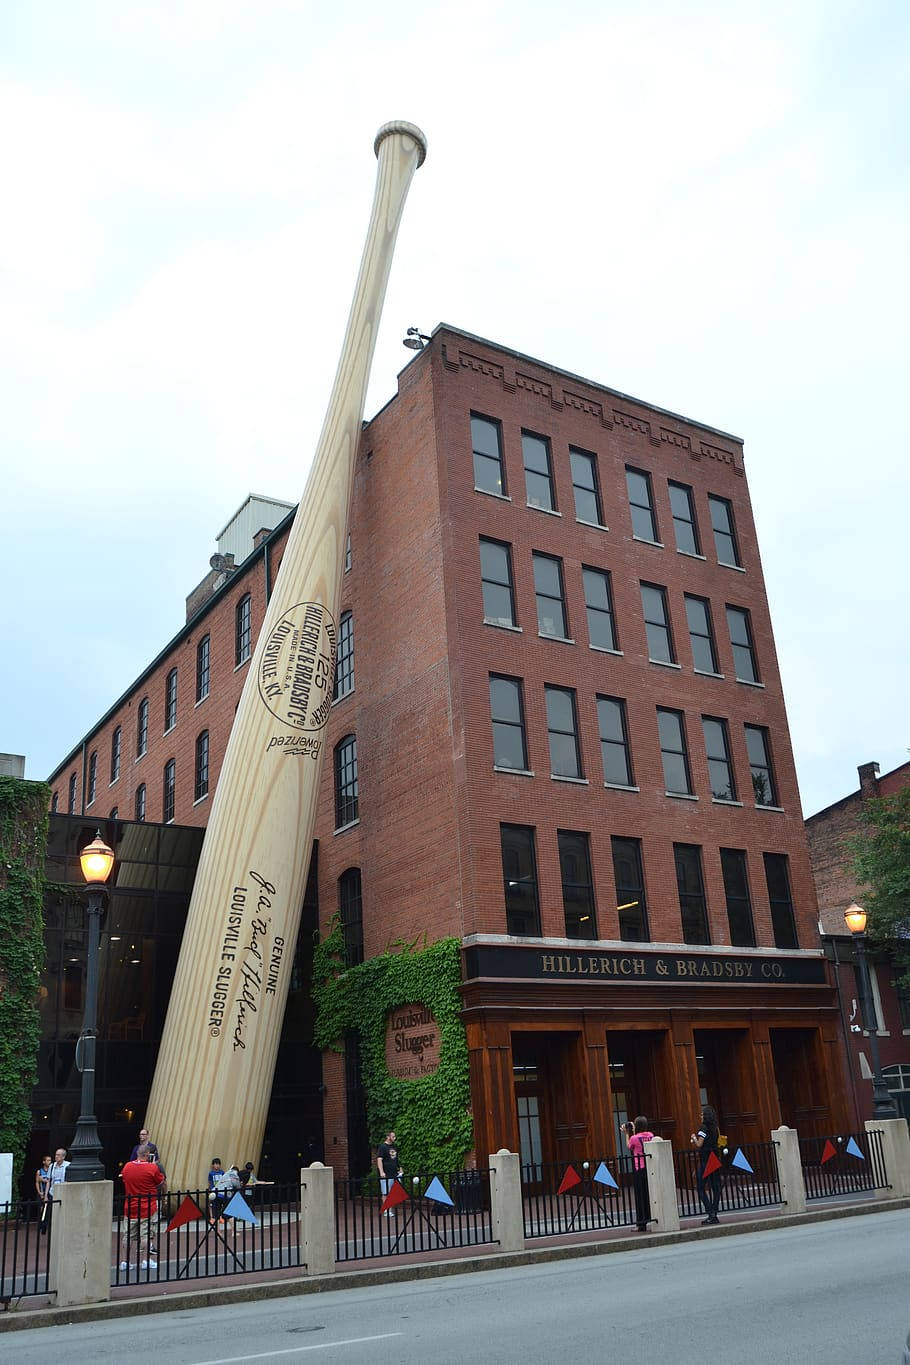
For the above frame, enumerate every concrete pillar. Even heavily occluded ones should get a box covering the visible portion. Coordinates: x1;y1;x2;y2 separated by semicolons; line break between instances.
48;1180;113;1307
644;1137;679;1234
489;1149;524;1253
300;1163;335;1276
865;1118;910;1199
771;1126;806;1215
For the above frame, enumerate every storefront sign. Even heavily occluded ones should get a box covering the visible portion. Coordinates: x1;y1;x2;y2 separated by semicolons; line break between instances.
385;1004;442;1079
463;944;827;987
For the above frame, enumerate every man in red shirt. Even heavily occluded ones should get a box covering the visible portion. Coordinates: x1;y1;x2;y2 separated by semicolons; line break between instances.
120;1143;166;1272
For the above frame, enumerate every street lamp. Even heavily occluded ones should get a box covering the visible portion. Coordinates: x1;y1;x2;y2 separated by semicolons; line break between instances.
844;901;899;1120
67;831;115;1180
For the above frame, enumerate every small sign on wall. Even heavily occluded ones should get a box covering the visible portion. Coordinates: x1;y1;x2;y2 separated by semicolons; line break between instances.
0;1154;11;1205
385;1004;442;1080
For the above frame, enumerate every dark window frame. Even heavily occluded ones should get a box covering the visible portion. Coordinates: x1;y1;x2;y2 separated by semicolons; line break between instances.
334;734;359;828
726;605;760;683
720;848;756;947
658;707;693;796
137;696;149;757
745;724;778;806
489;674;529;772
164;667;178;732
471;412;506;497
611;836;650;942
641;582;676;664
763;852;798;949
87;751;97;806
110;725;121;783
570;447;604;526
582;566;618;652
675;843;711;945
333;610;354;700
500;823;541;936
626;466;659;542
558;830;597;939
597;694;634;789
703;715;736;801
668;480;701;556
709;494;741;568
68;773;77;814
522;430;556;511
533;552;569;639
194;730;209;802
339;868;364;967
480;538;517;628
135;783;146;822
196;633;211;702
235;593;252;666
545;684;583;779
685;594;719;675
162;758;176;824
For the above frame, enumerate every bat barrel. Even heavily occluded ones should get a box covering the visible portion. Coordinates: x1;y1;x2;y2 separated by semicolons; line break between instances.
374;121;428;166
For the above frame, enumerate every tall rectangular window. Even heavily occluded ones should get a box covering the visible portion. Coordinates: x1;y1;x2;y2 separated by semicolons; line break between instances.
533;553;568;638
164;667;177;732
136;697;149;757
764;852;798;948
163;758;176;824
668;481;700;555
745;725;778;806
339;868;363;967
135;783;146;821
685;594;719;674
501;824;541;935
333;610;354;699
195;730;209;801
709;494;741;567
546;685;582;779
611;837;649;942
110;726;121;783
472;413;505;496
87;751;97;805
236;593;252;665
196;634;210;702
523;431;556;511
334;734;359;827
626;466;659;542
559;831;597;939
489;675;528;771
720;849;756;947
597;695;633;788
570;447;604;526
68;773;77;813
582;567;618;652
641;582;675;663
675;844;710;944
658;708;692;796
702;715;736;801
480;538;516;628
726;606;759;683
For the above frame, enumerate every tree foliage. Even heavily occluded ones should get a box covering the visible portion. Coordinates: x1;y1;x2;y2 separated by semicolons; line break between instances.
852;786;910;987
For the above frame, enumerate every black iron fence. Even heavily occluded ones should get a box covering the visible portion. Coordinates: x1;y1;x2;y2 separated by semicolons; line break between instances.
521;1157;639;1239
0;1199;53;1302
674;1142;782;1219
799;1132;888;1201
334;1169;493;1263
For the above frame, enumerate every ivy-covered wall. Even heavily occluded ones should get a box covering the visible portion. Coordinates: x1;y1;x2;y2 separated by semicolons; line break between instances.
313;925;472;1175
0;777;49;1177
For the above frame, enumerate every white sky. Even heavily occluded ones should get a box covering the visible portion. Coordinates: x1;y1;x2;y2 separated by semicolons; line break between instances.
2;0;907;818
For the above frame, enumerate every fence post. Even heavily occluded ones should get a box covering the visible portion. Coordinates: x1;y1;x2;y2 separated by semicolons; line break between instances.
47;1180;113;1307
771;1126;806;1215
865;1118;910;1199
489;1149;524;1253
644;1137;679;1234
300;1162;335;1275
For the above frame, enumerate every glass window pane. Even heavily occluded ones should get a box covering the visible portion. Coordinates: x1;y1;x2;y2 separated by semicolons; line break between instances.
545;687;575;733
662;752;690;794
525;469;554;510
471;415;500;459
657;709;683;750
645;622;671;663
550;732;580;778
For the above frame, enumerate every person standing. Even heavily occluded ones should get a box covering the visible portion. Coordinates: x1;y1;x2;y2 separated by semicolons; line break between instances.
377;1130;402;1217
691;1104;722;1224
35;1155;52;1202
119;1143;165;1272
48;1148;69;1194
129;1126;161;1165
624;1116;655;1231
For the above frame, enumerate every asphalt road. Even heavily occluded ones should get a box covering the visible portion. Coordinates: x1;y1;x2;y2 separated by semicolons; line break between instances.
8;1208;910;1365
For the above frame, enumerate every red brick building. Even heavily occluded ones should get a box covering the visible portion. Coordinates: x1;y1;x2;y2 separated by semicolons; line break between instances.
48;325;853;1174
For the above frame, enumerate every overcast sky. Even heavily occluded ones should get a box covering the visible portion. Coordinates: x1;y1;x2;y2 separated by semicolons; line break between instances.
2;0;907;819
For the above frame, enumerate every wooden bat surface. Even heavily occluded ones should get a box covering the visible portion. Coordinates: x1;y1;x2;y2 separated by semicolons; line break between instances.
144;122;427;1189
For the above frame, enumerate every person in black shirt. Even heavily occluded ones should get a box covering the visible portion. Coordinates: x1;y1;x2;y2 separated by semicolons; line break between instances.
377;1130;402;1217
691;1104;721;1224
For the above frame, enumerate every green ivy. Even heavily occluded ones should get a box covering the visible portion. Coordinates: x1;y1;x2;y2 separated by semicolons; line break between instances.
0;778;49;1180
313;923;472;1177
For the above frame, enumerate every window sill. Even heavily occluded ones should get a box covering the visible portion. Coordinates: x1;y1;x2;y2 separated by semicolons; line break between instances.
474;487;511;502
736;677;765;689
334;818;361;836
234;657;251;672
527;503;561;517
538;633;575;645
193;793;209;807
633;536;664;549
194;694;210;708
494;766;535;777
484;620;522;633
576;518;609;532
331;687;355;706
163;724;176;737
694;669;724;679
666;791;698;800
551;774;589;785
650;658;681;669
604;782;640;793
712;798;743;807
108;778;119;788
677;549;706;560
135;753;146;764
718;561;746;573
86;799;95;809
590;645;623;656
754;804;784;812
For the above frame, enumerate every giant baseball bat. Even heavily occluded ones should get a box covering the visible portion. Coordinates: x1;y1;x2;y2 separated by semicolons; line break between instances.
144;122;427;1189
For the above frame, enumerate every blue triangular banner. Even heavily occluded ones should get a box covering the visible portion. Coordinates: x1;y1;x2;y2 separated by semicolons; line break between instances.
423;1176;454;1207
223;1192;258;1224
730;1148;754;1173
592;1161;618;1190
845;1137;865;1160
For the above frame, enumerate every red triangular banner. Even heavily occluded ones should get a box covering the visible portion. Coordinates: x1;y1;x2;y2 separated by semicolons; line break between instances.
557;1165;582;1194
166;1194;205;1231
702;1151;722;1177
380;1179;409;1214
820;1139;837;1164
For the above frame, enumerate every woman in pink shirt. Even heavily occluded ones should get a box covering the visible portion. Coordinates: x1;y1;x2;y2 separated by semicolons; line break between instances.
624;1116;655;1231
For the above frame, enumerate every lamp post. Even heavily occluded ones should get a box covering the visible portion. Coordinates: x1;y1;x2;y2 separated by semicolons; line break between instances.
67;831;115;1181
844;902;899;1120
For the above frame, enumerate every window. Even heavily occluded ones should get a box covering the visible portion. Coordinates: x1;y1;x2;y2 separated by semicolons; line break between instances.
339;868;363;967
895;984;910;1032
235;594;252;665
51;791;58;813
523;431;555;511
87;751;97;805
597;696;633;788
675;844;710;944
720;849;755;947
533;553;568;638
480;539;517;628
163;759;175;823
164;667;178;732
135;783;146;822
583;567;618;652
195;730;209;801
611;837;649;941
685;595;719;674
471;413;505;496
669;481;700;555
489;675;529;771
658;708;692;795
334;611;354;699
763;852;798;948
137;697;149;757
334;734;358;828
709;494;741;567
110;726;121;783
702;716;736;801
344;534;352;573
626;466;659;542
640;583;675;664
196;634;211;702
745;725;778;806
546;685;582;779
726;606;759;683
570;447;603;525
559;831;597;939
68;773;77;814
110;807;118;819
500;824;541;935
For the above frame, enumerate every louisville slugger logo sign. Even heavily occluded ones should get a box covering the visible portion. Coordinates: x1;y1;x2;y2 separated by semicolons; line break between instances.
257;602;337;731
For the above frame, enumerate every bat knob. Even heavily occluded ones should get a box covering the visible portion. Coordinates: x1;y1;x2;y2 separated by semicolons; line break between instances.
374;121;428;167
